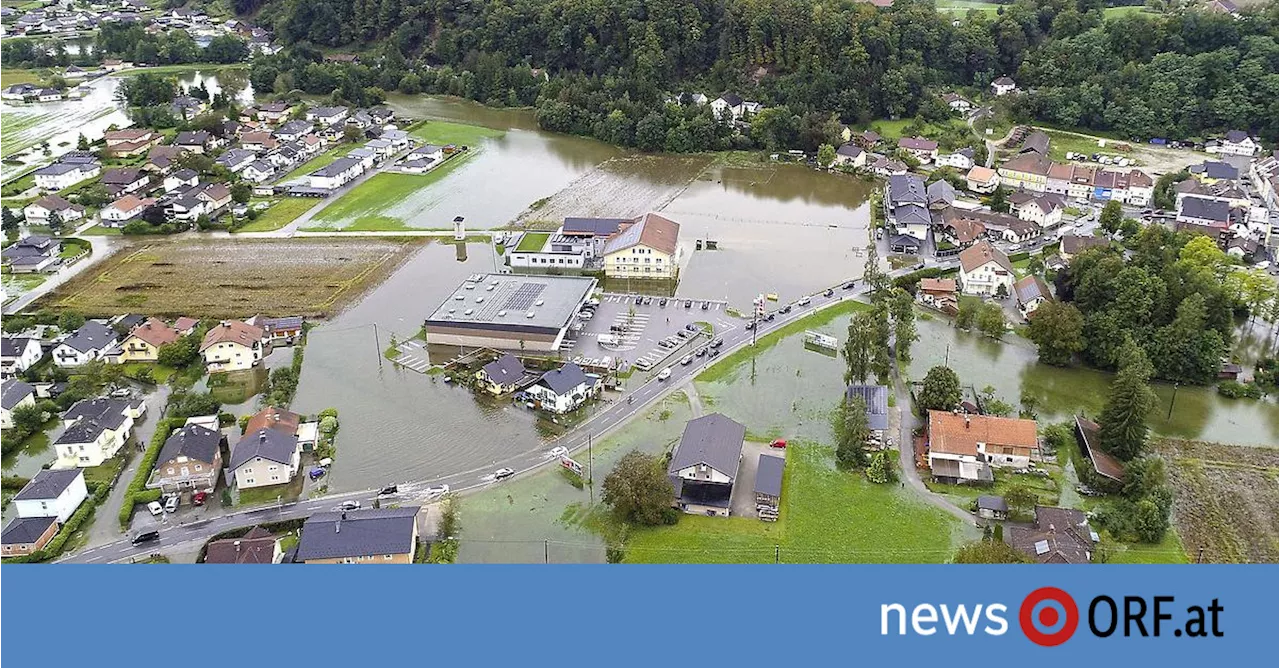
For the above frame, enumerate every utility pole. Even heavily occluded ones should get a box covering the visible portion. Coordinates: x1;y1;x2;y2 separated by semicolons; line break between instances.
774;544;780;564
587;432;594;505
1196;545;1204;564
1167;382;1179;419
945;343;950;367
372;323;383;370
544;539;549;564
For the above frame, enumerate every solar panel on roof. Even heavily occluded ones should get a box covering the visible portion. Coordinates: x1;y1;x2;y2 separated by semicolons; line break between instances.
505;283;546;311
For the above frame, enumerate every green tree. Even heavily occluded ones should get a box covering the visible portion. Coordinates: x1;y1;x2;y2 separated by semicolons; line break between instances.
843;311;874;385
955;298;979;330
1098;339;1157;461
1026;301;1086;366
57;311;85;332
866;450;895;484
1151;293;1224;384
230;182;251;204
77;133;90;151
817;143;837;168
869;301;892;383
863;241;887;298
978;385;1014;417
1099;199;1123;234
976;302;1006;338
1004;483;1038;518
988;184;1009;213
952;539;1030;563
156;334;200;368
890;288;917;361
601;450;674;526
833;396;870;469
918;365;961;412
9;403;46;436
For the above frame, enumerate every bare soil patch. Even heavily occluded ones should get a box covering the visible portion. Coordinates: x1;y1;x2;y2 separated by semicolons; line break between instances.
40;238;423;319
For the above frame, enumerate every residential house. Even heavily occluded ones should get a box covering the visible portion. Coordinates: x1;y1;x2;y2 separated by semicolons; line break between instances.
241;160;274;184
100;167;150;197
2;516;59;557
474;354;527;395
983;215;1038;244
23;194;84;223
898;136;939;164
915;278;958;313
957;240;1015;296
754;454;784;519
204;526;283;564
965;166;999;194
1177;196;1232;228
668;413;745;517
103;129;162;157
997;152;1052;192
52;321;118;367
833;143;865;168
1014;275;1053;319
1118;169;1154;206
194;182;232;214
200;321;264;373
1058;234;1108;262
926;180;956;210
1007;506;1098;564
12;469;87;522
163;168;199;193
2;83;38;100
855;130;881;149
101;194;153;224
1189;160;1239;184
117;317;180;363
215;148;255;173
888;234;922;255
710;93;747;122
167;194;207;222
1;235;59;274
174;130;212;153
936;147;975;170
101;58;129;72
247;101;291;125
170;95;205;120
147;423;223;494
33;161;99;191
934;207;987;250
990;76;1017;96
273;120;312;143
845;384;890;447
526;363;597;414
230;428;301;490
1009;192;1064;228
1206;0;1240;15
941;92;972;113
309;157;364;190
307;106;349;126
35;89;62;102
239;131;278;153
1249;155;1278;210
2;380;38;429
2;337;43;379
976;495;1009;520
145;145;186;173
927;410;1038;484
295;506;421;564
1207;130;1258;157
54;396;143;467
347;148;376;171
869;155;909;177
1073;415;1125;484
245;316;304;344
601;212;681;279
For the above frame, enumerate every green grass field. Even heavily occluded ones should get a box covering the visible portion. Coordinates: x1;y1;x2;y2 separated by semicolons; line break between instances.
0;68;50;87
1104;529;1190;564
868;117;967;143
515;231;550;252
623;443;971;563
409;120;504;147
279;143;356;182
303;151;477;231
696;300;870;384
235;197;320;233
1;113;45;157
936;0;1001;14
78;224;123;236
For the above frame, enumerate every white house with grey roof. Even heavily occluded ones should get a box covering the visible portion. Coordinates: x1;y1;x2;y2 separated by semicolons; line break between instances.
230;428;301;490
2;380;37;429
13;469;87;522
668;413;745;517
309;157;365;190
296;506;420;564
525;362;596;414
51;321;119;367
2;336;43;379
33;160;100;191
54;396;143;468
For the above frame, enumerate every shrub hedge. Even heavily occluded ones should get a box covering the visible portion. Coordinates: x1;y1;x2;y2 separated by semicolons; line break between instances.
118;417;183;529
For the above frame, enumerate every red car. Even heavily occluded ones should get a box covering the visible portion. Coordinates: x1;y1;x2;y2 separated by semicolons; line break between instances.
769;439;787;449
192;491;208;506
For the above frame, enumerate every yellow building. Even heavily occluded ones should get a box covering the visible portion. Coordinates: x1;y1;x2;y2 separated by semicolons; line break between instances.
997;152;1052;192
117;318;181;363
602;212;681;279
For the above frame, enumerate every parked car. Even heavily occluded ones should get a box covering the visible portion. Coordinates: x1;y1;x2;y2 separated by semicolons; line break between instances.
425;484;451;499
701;301;710;310
710;338;724;348
643;296;653;305
131;530;160;545
309;467;326;481
147;501;164;517
680;355;693;366
684;300;692;308
696;347;707;357
192;491;208;506
709;348;721;358
770;439;787;449
657;367;672;381
109;388;131;399
745;322;756;330
659;298;668;307
685;323;699;332
339;500;361;511
164;495;179;513
780;305;792;314
493;467;516;480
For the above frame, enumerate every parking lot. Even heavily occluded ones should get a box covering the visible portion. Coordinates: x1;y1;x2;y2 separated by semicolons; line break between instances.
565;293;740;369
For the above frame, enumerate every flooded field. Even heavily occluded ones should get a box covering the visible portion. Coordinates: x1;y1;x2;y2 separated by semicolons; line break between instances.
906;315;1279;447
42;238;422;318
515;154;711;226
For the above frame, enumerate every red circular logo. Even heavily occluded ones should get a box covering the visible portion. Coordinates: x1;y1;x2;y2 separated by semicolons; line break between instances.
1020;587;1079;646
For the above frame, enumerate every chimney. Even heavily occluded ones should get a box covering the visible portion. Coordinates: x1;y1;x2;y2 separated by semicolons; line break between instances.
259;431;267;443
965;416;971;429
234;540;241;552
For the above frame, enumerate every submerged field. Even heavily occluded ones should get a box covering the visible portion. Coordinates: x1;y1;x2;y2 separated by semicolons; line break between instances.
514;154;712;227
41;238;423;318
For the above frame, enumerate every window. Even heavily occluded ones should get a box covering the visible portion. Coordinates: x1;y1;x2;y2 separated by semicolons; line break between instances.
246;478;255;484
384;554;393;560
167;467;175;475
194;465;201;471
270;476;280;482
244;468;253;475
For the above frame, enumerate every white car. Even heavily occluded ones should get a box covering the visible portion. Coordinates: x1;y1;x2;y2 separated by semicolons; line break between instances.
338;500;361;511
549;446;568;459
798;296;812;306
425;485;450;499
493;467;516;480
163;494;179;513
147;501;164;517
680;355;693;366
657;367;672;381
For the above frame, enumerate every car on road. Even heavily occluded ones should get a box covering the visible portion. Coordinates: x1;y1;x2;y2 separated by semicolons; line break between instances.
192;491;208;506
378;485;399;496
709;348;721;358
147;501;164;517
132;530;160;545
425;484;451;499
680;355;693;365
659;298;668;307
701;301;709;310
843;281;856;290
745;321;756;330
684;300;692;308
780;305;792;314
578;311;593;321
770;439;787;449
696;347;707;357
824;289;834;297
685;323;699;332
164;495;179;513
710;338;723;348
549;446;568;458
764;313;775;322
657;367;672;381
798;296;811;306
494;467;516;480
339;500;361;511
109;387;131;399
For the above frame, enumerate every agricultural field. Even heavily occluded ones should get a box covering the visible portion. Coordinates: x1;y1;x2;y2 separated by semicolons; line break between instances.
40;238;423;318
514;155;711;227
1155;439;1278;564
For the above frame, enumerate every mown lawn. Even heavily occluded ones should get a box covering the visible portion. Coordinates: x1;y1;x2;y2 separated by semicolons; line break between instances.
0;68;49;87
624;443;971;563
235;197;320;233
279;143;357;182
515;231;550;252
1104;529;1190;564
409;120;504;147
120;361;178;384
696;299;870;384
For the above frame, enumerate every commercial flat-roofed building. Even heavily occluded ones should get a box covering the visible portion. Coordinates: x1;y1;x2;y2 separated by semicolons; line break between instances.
423;274;597;352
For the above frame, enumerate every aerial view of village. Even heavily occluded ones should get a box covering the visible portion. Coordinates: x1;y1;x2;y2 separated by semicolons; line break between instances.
1;0;1276;567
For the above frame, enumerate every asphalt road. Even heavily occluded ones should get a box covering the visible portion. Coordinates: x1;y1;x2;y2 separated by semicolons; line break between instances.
61;278;874;563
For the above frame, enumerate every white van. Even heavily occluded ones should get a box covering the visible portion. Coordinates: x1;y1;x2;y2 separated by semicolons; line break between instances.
598;333;619;346
657;367;672;381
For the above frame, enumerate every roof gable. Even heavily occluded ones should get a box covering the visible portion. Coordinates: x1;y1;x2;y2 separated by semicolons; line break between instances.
669;413;745;480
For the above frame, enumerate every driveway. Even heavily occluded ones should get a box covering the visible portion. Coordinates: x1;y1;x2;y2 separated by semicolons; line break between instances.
81;382;172;547
730;440;786;518
891;366;975;526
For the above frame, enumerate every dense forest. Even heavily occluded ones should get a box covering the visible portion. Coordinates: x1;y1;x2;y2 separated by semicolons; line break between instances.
234;0;1278;151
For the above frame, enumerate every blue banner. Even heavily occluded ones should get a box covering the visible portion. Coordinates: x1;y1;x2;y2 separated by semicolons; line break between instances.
2;565;1275;666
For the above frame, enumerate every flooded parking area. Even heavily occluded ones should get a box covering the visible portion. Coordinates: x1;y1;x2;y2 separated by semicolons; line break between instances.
566;293;737;369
